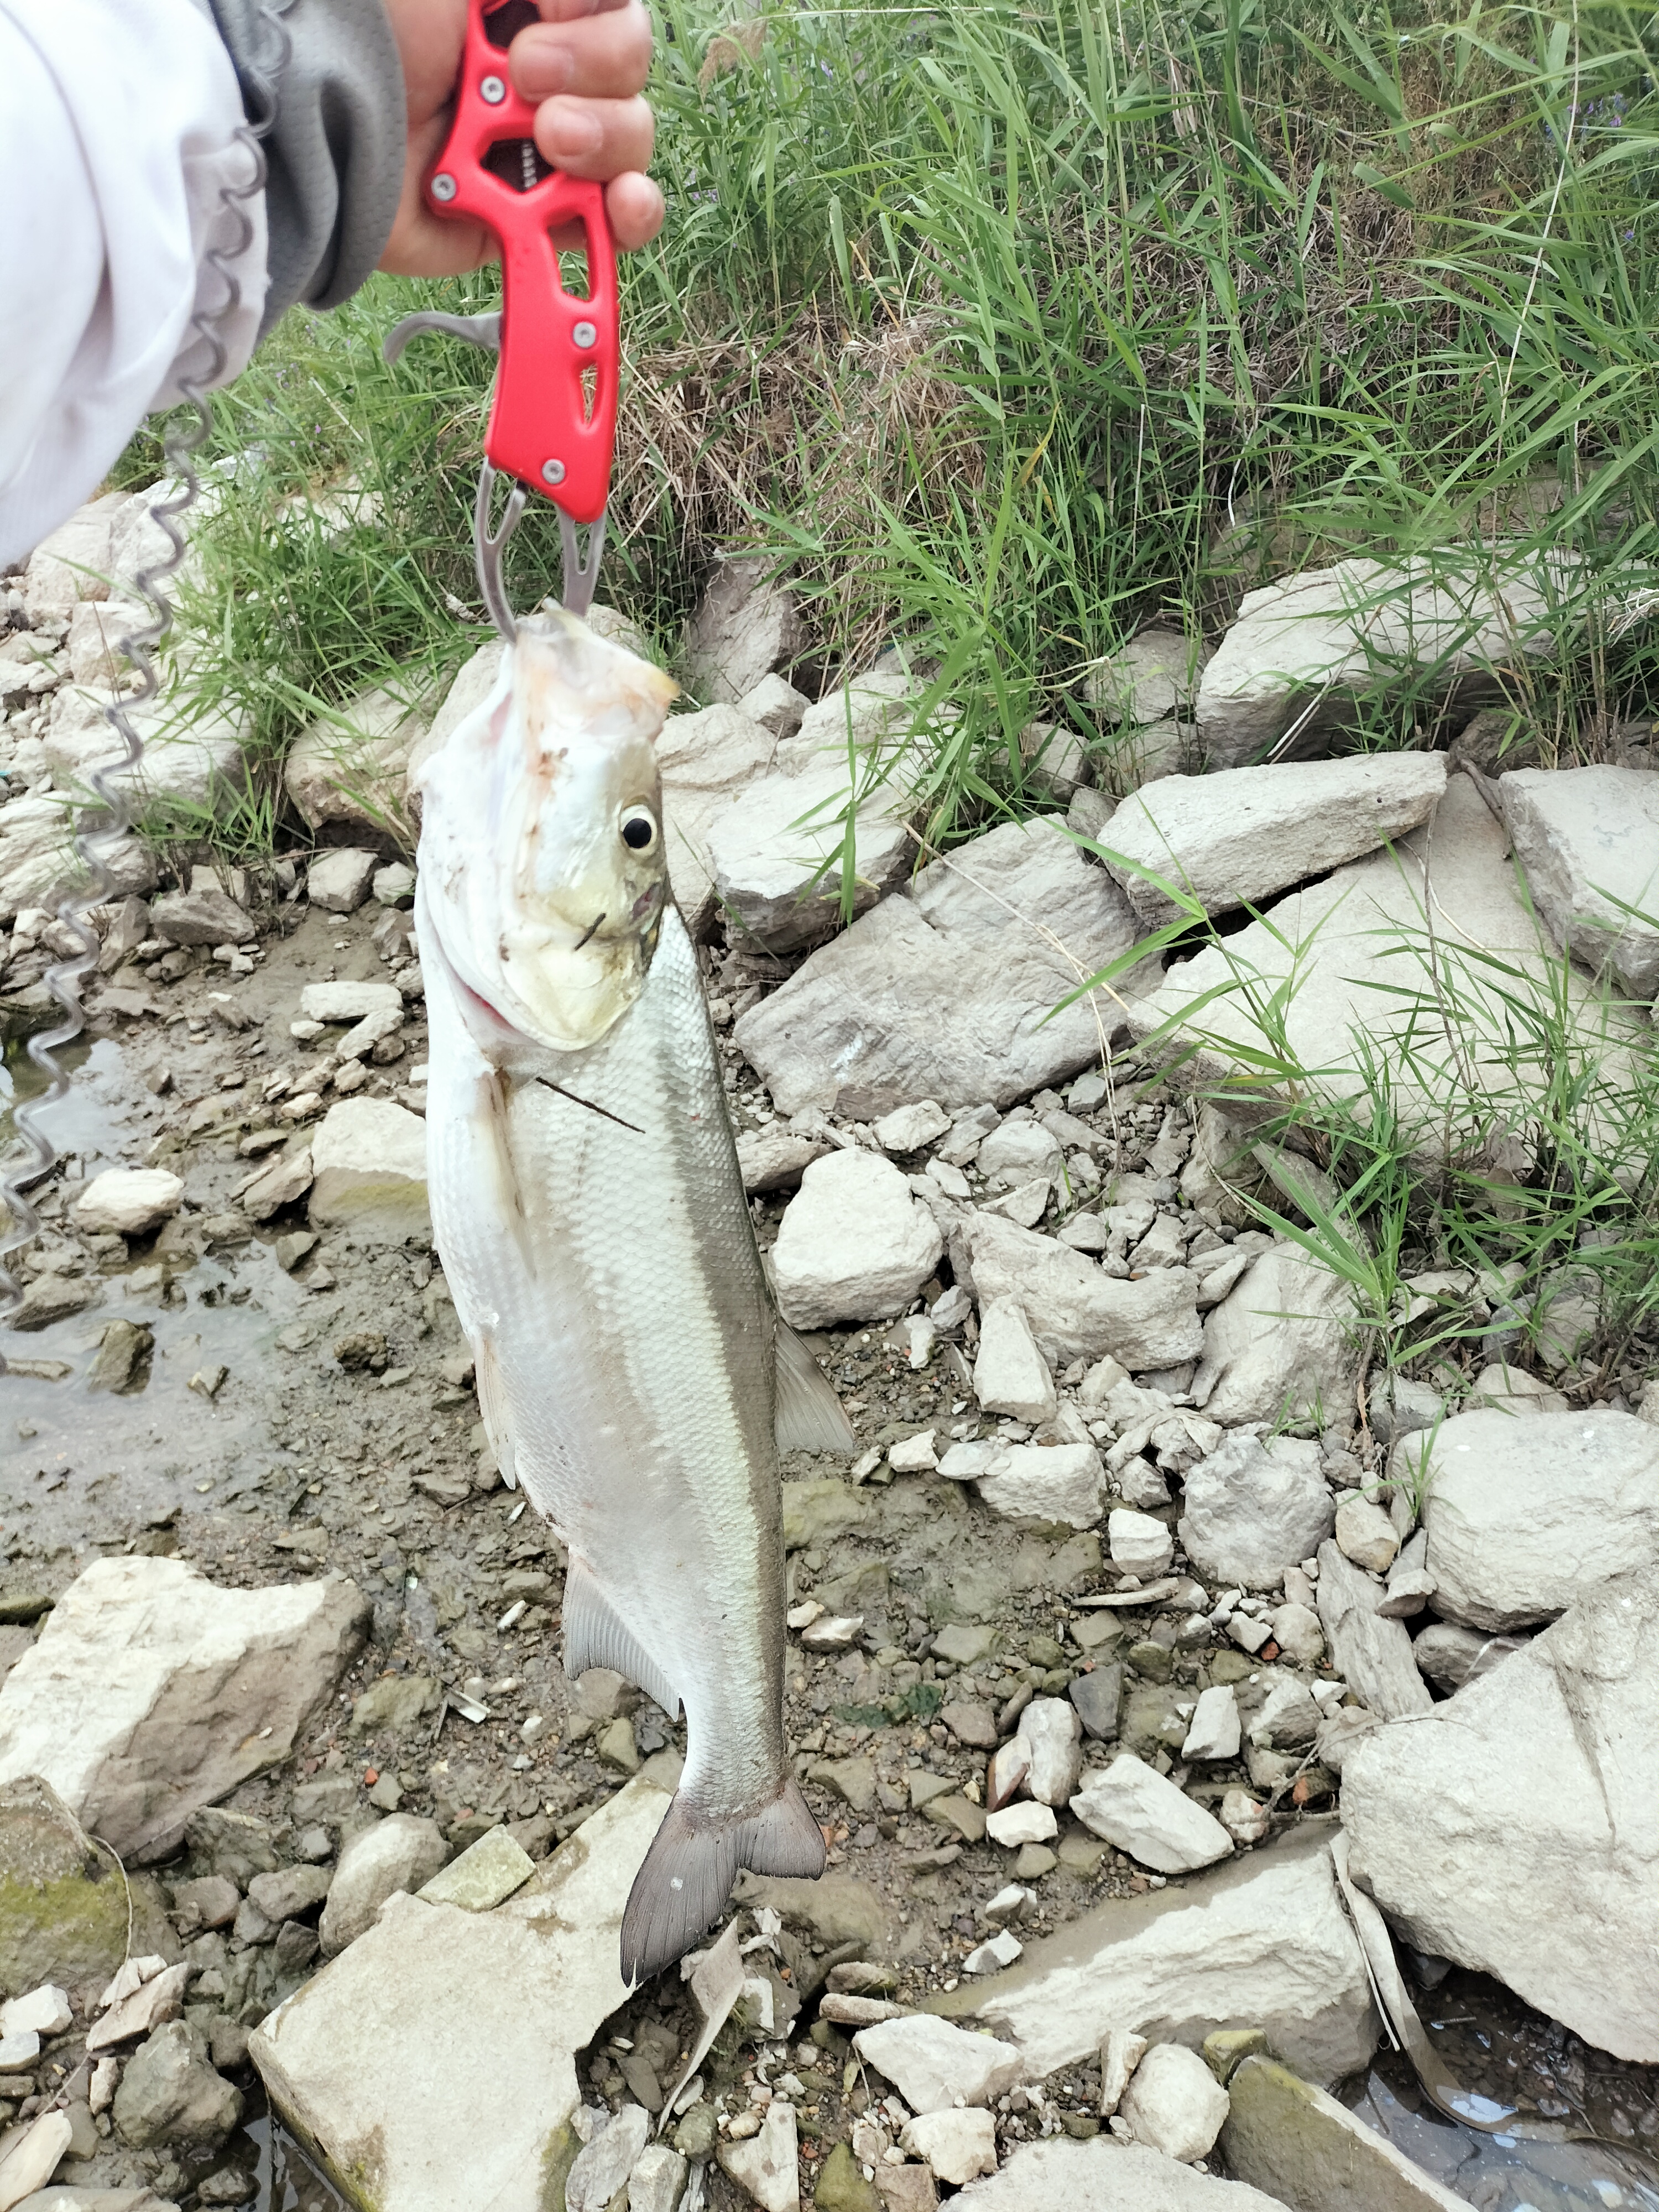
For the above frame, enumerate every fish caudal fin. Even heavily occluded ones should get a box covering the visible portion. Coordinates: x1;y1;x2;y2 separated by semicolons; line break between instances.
620;1778;826;1986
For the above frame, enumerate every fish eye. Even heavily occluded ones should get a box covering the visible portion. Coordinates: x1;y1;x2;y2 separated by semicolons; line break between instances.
620;806;658;852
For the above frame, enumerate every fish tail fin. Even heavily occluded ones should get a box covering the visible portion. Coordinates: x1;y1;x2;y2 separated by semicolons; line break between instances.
620;1778;826;1986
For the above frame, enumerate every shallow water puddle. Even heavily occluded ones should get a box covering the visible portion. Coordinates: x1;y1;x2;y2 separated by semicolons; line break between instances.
1342;1968;1659;2212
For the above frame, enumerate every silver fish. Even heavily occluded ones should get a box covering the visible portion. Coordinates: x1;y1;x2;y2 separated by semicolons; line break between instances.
414;610;854;1981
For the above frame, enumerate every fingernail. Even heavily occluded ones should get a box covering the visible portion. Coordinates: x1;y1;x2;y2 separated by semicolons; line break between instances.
514;30;573;92
541;102;602;159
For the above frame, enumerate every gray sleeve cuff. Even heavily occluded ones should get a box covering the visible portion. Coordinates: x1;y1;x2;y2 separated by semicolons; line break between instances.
199;0;406;336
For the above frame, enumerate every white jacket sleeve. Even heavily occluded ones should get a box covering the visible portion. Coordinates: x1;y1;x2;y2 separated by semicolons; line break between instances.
0;0;269;568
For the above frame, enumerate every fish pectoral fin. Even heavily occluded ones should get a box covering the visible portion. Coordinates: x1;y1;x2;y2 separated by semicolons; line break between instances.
562;1557;681;1719
620;1778;826;1986
475;1335;519;1491
775;1321;859;1458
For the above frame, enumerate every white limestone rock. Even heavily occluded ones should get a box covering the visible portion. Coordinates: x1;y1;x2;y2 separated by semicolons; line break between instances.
1188;1247;1360;1431
22;492;124;624
252;1772;677;2212
1196;549;1590;768
1413;1407;1659;1632
1108;1510;1173;1578
1119;2042;1230;2163
1181;1685;1241;1762
1070;1754;1233;1874
1178;1432;1335;1591
286;682;431;845
1341;1568;1658;2063
900;2107;998;2183
937;1825;1375;2089
852;2014;1024;2114
1498;764;1659;999
1314;1543;1432;1721
734;818;1160;1114
307;1097;430;1243
319;1814;450;1955
967;1213;1202;1370
1101;755;1447;927
655;703;790;937
0;1556;368;1857
686;556;804;706
769;1149;943;1329
1130;779;1646;1164
706;759;912;951
72;1168;183;1239
977;1444;1105;1533
953;2137;1290;2209
1016;1698;1083;1807
973;1296;1057;1423
305;846;380;915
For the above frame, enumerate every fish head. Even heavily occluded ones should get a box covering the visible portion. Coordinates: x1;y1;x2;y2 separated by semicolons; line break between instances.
421;608;679;1050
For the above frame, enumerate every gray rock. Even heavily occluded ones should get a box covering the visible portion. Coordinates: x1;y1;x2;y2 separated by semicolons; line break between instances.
973;1297;1057;1423
1119;2042;1230;2162
955;2137;1289;2209
1071;1754;1233;1874
253;1772;677;2212
937;1824;1375;2088
627;2142;689;2212
23;493;124;625
298;980;403;1024
978;1120;1064;1186
149;884;252;947
1131;779;1646;1161
770;1149;943;1329
285;682;430;844
567;2104;651;2211
240;1145;313;1223
1070;1665;1123;1742
113;2021;242;2150
305;847;379;915
1334;1495;1398;1574
655;703;776;936
46;684;252;816
1413;1407;1659;1631
1088;628;1211;727
735;818;1160;1115
0;1556;368;1858
1196;549;1589;768
1342;1567;1658;2063
706;759;912;951
1178;1433;1335;1590
1188;1247;1360;1430
319;1814;449;1955
967;1213;1201;1369
1498;765;1659;998
0;797;155;925
1410;1622;1526;1694
247;1864;332;1923
0;1776;132;1994
1369;1374;1444;1449
374;860;415;905
1100;756;1447;927
1222;2053;1469;2212
1314;1543;1432;1720
685;556;804;706
735;1127;830;1194
738;672;810;739
307;1097;429;1243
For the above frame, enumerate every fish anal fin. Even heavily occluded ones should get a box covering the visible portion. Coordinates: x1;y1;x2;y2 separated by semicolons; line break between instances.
775;1321;858;1458
563;1557;681;1719
620;1777;825;1986
474;1335;519;1491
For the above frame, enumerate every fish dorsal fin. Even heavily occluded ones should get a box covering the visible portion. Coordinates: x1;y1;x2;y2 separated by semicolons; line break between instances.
775;1321;858;1458
563;1557;681;1718
474;1335;519;1491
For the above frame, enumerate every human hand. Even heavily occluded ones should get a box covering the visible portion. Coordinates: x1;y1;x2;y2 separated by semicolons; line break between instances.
379;0;664;278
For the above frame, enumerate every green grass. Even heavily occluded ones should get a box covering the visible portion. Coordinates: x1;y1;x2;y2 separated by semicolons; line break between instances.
122;0;1659;845
109;0;1657;1394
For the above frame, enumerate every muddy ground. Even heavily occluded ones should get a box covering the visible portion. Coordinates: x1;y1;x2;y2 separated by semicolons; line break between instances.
2;886;1655;2212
